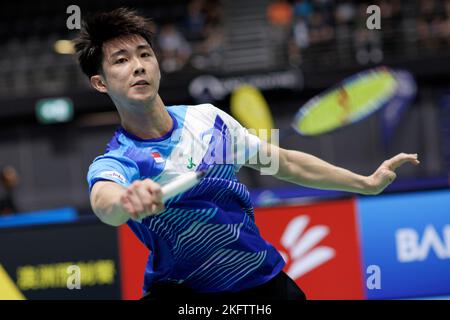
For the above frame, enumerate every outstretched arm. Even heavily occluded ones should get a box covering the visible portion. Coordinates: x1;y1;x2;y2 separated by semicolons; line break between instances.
90;179;165;226
245;142;420;195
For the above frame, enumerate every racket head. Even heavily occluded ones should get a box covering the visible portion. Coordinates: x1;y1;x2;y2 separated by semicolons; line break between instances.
292;67;413;136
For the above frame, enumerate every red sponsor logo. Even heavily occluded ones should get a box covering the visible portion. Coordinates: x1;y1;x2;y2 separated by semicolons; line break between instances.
118;225;149;300
255;198;365;299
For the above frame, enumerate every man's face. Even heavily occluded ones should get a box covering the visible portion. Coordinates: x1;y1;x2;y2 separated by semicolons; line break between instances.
94;34;161;106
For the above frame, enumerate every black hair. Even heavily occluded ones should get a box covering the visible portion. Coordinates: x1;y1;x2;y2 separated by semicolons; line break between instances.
74;7;155;78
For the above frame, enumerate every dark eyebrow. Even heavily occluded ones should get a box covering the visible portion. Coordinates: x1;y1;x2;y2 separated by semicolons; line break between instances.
137;44;152;51
110;49;127;59
110;44;151;58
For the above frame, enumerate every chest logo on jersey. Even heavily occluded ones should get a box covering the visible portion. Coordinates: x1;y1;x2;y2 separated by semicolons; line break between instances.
187;156;196;169
151;151;165;164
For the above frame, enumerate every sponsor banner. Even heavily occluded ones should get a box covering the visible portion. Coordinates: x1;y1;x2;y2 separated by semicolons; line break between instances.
0;218;121;299
118;225;149;300
189;70;303;101
255;198;365;299
357;190;450;299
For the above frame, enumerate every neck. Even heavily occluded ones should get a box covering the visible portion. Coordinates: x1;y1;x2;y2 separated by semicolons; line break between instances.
117;95;173;140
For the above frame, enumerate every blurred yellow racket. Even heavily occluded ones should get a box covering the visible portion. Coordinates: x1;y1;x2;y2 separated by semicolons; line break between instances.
230;85;275;141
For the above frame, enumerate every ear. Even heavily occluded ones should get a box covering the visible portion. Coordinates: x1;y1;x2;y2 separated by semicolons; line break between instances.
90;75;108;93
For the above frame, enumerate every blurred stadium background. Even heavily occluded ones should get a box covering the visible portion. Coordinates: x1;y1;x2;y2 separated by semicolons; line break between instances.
0;0;449;300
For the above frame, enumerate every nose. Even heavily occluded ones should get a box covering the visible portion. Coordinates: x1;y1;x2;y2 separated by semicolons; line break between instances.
133;58;146;76
133;66;145;76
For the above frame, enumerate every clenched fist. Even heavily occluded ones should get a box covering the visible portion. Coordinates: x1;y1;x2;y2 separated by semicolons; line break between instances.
120;179;165;220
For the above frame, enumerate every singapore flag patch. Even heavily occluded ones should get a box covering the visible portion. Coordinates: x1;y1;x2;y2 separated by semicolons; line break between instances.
151;151;164;163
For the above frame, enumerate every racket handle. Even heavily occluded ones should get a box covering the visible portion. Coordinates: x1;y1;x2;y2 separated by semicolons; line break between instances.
161;170;207;203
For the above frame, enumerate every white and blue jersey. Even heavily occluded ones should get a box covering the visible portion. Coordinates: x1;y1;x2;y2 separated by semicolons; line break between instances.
87;104;285;294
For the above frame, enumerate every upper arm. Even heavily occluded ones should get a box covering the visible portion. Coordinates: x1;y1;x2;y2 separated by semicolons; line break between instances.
90;180;129;226
90;180;125;208
87;155;137;225
244;141;292;180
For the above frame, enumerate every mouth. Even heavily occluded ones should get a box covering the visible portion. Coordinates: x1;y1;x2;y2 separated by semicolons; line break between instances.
131;80;150;87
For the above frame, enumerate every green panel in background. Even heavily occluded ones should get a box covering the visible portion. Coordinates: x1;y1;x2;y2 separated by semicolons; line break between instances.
35;98;74;124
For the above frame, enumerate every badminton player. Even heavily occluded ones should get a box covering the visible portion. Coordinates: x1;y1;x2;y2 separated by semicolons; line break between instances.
75;8;419;301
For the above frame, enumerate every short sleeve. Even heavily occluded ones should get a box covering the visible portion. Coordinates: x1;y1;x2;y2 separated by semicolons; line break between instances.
207;104;261;171
87;155;139;193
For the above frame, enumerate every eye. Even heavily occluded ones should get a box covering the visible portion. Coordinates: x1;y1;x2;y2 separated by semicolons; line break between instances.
141;52;151;58
115;58;127;64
